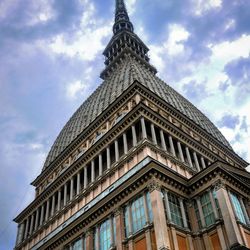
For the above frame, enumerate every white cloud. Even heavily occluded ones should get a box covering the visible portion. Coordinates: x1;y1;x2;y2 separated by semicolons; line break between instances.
66;80;88;99
193;0;222;16
50;1;111;61
126;0;137;15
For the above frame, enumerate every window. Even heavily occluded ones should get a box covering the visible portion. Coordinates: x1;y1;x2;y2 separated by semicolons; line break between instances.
72;238;82;250
124;192;152;237
230;192;246;224
131;196;146;233
200;192;215;227
194;201;202;229
99;219;112;250
168;193;183;227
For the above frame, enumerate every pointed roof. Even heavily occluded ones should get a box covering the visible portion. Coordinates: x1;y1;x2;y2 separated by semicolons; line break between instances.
42;0;238;170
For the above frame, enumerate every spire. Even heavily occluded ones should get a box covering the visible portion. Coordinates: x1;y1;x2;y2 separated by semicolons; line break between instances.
100;0;157;79
113;0;134;34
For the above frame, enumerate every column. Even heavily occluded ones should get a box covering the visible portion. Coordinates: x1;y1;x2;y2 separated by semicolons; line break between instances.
64;183;67;206
115;209;124;250
84;166;88;188
168;135;176;156
132;125;137;146
185;146;193;168
34;209;39;231
40;204;44;226
201;157;206;169
51;195;55;216
145;228;152;250
164;191;172;222
57;188;61;211
16;223;25;245
177;141;185;162
24;217;30;239
45;199;50;221
123;133;128;154
107;147;111;169
143;193;150;224
77;172;81;195
29;214;34;235
240;198;250;225
215;182;243;247
196;197;206;228
160;130;167;151
86;230;93;250
128;205;133;250
141;117;147;139
91;160;95;183
115;140;119;162
179;198;188;228
209;190;219;220
148;180;171;250
150;123;157;144
70;177;74;200
99;154;103;176
193;152;201;171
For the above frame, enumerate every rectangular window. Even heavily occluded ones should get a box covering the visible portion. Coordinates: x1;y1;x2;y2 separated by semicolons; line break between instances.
99;219;112;250
146;192;153;223
200;192;215;227
131;196;146;233
124;206;130;237
72;238;82;250
168;193;183;227
230;192;246;224
194;201;202;229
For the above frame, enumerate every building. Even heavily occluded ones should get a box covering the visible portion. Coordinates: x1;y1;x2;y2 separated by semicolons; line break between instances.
14;0;250;249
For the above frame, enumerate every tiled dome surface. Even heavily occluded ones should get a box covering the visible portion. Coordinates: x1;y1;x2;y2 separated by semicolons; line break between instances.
43;56;232;169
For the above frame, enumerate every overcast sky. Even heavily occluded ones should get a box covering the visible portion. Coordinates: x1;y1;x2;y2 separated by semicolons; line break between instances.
0;0;250;248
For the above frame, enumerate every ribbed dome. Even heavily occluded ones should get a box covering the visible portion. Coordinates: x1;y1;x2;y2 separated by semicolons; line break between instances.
43;56;232;170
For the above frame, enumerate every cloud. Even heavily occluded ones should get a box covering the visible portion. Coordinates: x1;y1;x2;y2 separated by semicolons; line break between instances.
218;114;240;129
66;80;88;99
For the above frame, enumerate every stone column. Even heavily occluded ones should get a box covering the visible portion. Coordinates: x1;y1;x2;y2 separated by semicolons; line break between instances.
177;141;185;162
128;204;133;236
34;209;39;231
132;125;137;146
145;228;152;250
179;198;188;228
164;190;172;222
107;147;111;169
185;147;193;168
84;166;88;188
40;204;44;226
29;214;34;235
64;183;67;206
57;188;61;211
16;223;25;245
99;154;103;177
240;198;250;225
160;130;167;151
209;190;219;220
115;208;124;250
115;140;119;162
24;218;30;239
45;199;50;221
70;178;74;200
86;230;93;250
148;180;171;250
168;135;176;156
193;152;201;171
95;227;100;250
91;160;95;183
201;157;206;169
123;133;128;154
215;182;243;247
150;123;157;144
143;193;150;224
77;172;81;195
141;117;147;139
196;197;206;228
51;195;55;216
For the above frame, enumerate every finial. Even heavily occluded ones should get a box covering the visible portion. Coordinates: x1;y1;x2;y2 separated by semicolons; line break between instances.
113;0;134;34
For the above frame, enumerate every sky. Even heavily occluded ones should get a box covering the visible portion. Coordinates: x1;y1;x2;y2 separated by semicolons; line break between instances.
0;0;250;249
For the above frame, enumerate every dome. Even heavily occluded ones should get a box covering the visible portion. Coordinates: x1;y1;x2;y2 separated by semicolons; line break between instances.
43;56;232;170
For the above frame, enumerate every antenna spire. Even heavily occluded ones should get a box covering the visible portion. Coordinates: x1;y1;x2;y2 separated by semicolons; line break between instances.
113;0;134;34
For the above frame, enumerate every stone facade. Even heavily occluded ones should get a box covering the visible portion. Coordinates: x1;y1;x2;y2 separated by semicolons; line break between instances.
14;1;250;250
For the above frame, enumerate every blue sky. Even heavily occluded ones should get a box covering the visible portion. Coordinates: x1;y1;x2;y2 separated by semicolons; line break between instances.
0;0;250;249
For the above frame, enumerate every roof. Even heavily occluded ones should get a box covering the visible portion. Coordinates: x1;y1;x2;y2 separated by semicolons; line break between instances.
43;55;232;170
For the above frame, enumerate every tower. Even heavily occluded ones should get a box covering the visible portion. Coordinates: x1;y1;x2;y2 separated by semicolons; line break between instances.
14;0;250;250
